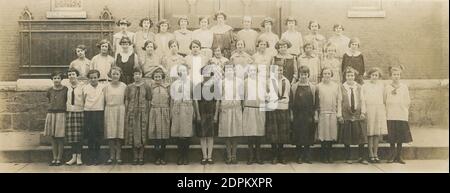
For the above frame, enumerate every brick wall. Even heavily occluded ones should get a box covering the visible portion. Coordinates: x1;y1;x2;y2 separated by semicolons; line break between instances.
0;0;448;80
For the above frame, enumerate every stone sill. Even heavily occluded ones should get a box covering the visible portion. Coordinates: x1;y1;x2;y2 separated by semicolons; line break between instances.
1;79;448;92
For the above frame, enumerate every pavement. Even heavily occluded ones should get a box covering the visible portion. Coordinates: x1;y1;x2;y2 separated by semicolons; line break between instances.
0;160;448;173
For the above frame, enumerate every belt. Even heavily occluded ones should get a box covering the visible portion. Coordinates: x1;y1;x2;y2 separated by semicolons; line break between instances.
99;79;109;82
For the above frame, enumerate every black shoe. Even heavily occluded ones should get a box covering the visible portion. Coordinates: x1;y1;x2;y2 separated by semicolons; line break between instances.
296;157;303;164
160;159;166;165
256;159;264;165
279;158;287;165
327;157;334;164
396;158;406;164
201;159;208;165
177;158;183;165
271;157;278;165
207;159;214;165
183;159;189;165
55;160;62;166
105;159;113;165
225;158;232;165
155;159;161;165
231;158;238;165
303;159;312;164
132;159;138;165
139;159;144;165
247;158;254;165
49;160;56;166
116;159;123;165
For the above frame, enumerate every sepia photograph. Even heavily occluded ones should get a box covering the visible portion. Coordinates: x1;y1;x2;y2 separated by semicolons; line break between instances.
0;0;448;176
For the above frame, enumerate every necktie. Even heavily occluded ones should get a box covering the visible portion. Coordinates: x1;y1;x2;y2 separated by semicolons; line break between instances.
71;87;75;105
350;87;355;113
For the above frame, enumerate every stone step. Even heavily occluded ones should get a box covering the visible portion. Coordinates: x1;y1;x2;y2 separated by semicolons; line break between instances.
0;144;447;163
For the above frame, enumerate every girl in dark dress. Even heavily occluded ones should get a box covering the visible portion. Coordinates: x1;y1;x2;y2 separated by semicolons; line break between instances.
272;40;298;84
341;37;365;84
116;36;139;84
195;64;221;165
290;65;316;164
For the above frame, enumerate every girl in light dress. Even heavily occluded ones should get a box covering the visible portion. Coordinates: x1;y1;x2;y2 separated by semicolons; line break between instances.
217;64;245;164
148;67;171;165
154;19;176;57
90;39;115;82
385;66;412;164
192;17;214;59
104;67;127;165
69;44;90;81
237;16;259;55
303;20;326;59
298;43;321;83
315;67;342;163
113;18;135;56
171;64;197;165
281;16;303;57
243;65;266;165
134;17;156;59
362;67;388;163
174;16;193;57
164;39;186;83
327;24;350;61
321;43;342;83
258;17;279;58
140;40;163;80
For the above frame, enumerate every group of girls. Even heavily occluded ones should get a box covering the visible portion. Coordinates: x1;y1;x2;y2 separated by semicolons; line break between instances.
43;12;412;166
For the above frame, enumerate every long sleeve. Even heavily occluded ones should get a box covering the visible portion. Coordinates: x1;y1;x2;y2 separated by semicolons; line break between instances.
404;84;411;108
315;86;320;112
336;84;342;117
360;86;366;114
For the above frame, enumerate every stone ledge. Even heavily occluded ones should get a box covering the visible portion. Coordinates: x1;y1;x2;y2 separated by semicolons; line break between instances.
0;79;448;92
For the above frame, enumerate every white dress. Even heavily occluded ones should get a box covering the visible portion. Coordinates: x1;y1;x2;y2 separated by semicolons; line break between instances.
104;82;127;139
362;82;388;136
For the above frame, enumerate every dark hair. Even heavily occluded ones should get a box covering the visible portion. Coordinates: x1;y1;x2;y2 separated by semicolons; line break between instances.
256;39;270;48
344;66;359;77
168;39;179;48
285;16;297;26
211;46;224;54
177;15;190;26
67;68;80;77
275;39;292;50
119;36;132;45
303;43;314;51
139;17;153;28
198;16;210;25
151;68;166;80
366;67;382;78
298;65;310;77
189;40;202;50
214;11;227;21
96;39;112;51
308;20;321;30
142;40;157;51
236;39;246;48
108;66;122;78
116;18;131;27
320;67;334;78
260;17;274;28
87;69;100;78
157;19;170;33
50;71;64;79
348;37;361;48
388;65;405;76
132;66;144;74
75;44;87;54
333;24;344;31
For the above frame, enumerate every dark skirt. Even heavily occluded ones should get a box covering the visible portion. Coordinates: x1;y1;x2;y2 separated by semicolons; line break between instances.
65;112;84;143
387;120;413;143
338;120;367;145
292;112;316;145
196;112;218;137
84;111;104;142
266;110;291;144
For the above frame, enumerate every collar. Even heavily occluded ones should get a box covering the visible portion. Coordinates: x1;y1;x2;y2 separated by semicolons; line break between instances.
343;82;358;91
346;50;361;56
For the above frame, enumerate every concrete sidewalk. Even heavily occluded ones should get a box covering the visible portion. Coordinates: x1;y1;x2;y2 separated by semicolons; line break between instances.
0;160;448;173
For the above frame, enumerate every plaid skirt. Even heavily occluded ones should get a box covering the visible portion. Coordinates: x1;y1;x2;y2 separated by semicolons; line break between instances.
65;112;84;143
148;107;171;139
387;120;413;143
44;113;66;138
265;110;290;144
